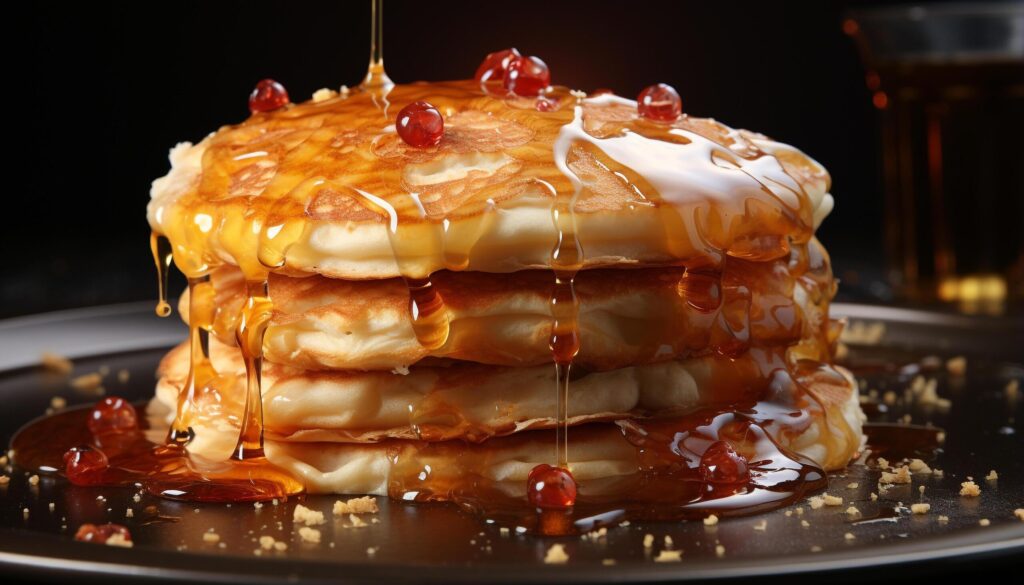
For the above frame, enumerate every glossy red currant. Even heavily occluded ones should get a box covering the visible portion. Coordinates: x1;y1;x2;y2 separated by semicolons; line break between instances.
699;440;750;484
396;101;444;148
474;48;521;83
637;83;682;122
527;463;577;509
249;78;289;114
504;56;550;97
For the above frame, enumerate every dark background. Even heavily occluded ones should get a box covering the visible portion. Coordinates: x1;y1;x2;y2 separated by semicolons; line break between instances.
11;0;901;318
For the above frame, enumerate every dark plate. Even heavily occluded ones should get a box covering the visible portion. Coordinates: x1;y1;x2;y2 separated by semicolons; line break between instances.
0;303;1022;584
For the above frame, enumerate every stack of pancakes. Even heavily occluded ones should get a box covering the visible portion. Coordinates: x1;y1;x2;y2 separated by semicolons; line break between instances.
147;80;864;496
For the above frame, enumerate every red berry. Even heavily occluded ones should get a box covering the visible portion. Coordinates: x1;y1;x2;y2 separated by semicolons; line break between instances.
527;463;577;509
637;83;682;122
504;56;550;97
396;101;444;148
87;396;138;436
64;445;109;486
475;48;521;83
699;440;749;484
249;78;289;114
74;523;132;544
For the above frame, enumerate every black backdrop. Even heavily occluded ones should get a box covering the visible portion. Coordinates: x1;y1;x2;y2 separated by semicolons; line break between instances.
11;0;898;317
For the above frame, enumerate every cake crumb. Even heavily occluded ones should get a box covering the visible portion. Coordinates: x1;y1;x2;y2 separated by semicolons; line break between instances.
808;496;825;510
880;466;911;485
938;515;950;524
254;502;263;510
882;391;897;406
543;543;568;564
105;533;133;548
602;558;616;566
41;352;73;375
312;88;338;102
298;527;321;544
70;373;103;392
946;356;967;376
28;474;39;486
653;549;682;563
795;507;804;515
911;503;930;515
663;535;673;548
715;544;726;557
877;457;890;470
274;541;287;551
979;519;991;527
293;504;325;526
846;506;861;518
1013;509;1024;521
785;510;793;517
117;369;130;383
333;496;379;515
203;532;220;544
846;482;859;489
703;514;719;526
258;535;276;550
908;459;931;474
348;514;367;528
643;533;654;548
49;396;67;411
933;468;945;478
985;470;998;481
810;545;822;552
125;508;133;518
959;481;981;497
801;520;810;528
919;486;926;495
823;494;843;506
870;492;878;501
753;520;767;531
844;532;856;541
499;527;510;537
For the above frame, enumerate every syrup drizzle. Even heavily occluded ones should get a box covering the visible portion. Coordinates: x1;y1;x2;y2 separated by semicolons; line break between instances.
167;276;215;444
548;183;583;472
361;0;393;91
149;232;173;317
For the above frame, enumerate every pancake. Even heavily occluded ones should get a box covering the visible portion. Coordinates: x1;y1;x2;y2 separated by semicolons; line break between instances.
147;366;863;496
181;243;835;371
147;82;833;281
154;337;828;444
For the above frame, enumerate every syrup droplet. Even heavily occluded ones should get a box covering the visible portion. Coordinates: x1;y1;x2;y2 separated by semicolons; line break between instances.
248;79;290;114
395;101;444;148
64;445;110;486
504;56;551;97
527;464;577;509
474;48;521;83
637;83;682;122
87;397;139;436
699;440;749;484
74;523;132;545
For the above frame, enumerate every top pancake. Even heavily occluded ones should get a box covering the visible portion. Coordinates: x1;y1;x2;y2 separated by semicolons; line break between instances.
147;80;833;280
